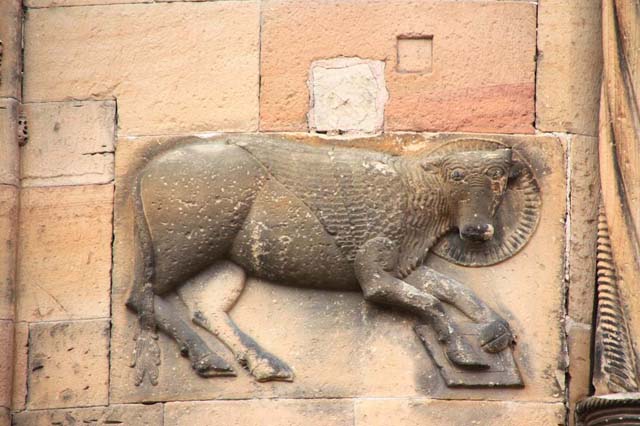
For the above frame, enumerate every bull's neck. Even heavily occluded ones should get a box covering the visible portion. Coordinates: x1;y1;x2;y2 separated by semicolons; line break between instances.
392;158;454;277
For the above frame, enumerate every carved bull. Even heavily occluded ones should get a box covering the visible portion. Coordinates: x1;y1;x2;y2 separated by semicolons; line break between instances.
126;135;527;385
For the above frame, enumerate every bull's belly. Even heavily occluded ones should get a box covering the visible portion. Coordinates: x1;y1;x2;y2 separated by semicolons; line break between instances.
230;180;360;291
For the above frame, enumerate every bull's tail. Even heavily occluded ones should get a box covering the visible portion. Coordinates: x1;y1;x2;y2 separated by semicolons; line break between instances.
126;174;161;386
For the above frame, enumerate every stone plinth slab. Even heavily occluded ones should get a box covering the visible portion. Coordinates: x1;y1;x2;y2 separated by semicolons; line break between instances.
17;185;113;322
355;399;565;425
24;1;260;136
28;320;110;409
0;321;13;409
568;135;599;324
22;101;116;187
536;0;602;135
0;99;19;186
26;0;151;7
11;321;27;412
14;403;163;425
165;399;354;426
0;0;22;99
0;186;17;320
110;133;565;404
261;1;536;133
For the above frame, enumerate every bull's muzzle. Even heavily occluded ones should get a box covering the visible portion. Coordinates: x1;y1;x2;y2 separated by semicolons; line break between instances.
460;223;495;242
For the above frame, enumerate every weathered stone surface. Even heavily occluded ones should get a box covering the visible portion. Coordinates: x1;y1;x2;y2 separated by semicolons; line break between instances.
165;399;354;426
14;403;163;426
308;57;388;134
0;0;22;99
11;321;27;412
0;321;13;409
22;101;116;187
261;1;536;133
24;1;260;136
0;185;17;320
355;399;565;425
568;135;599;324
28;320;110;409
110;133;565;403
536;0;602;135
0;99;19;186
25;0;150;7
0;408;8;426
567;322;592;426
17;185;113;322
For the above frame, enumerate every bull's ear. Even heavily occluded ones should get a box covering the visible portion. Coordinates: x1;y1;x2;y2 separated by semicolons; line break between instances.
421;155;444;173
509;160;525;181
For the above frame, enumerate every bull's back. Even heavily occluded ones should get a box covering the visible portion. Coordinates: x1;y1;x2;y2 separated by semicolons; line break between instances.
139;142;267;292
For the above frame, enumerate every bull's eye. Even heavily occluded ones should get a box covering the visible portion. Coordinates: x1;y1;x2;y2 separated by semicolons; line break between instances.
449;168;466;181
486;167;504;179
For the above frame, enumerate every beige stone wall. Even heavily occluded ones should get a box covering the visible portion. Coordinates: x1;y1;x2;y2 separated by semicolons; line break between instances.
1;0;603;425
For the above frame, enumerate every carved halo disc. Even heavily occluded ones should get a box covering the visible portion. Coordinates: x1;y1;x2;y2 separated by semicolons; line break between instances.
428;139;541;267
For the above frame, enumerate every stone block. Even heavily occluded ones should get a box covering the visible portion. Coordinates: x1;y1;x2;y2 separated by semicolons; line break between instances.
536;0;602;135
110;133;566;404
261;0;536;133
11;321;27;412
308;57;388;134
16;185;113;322
26;0;150;7
355;399;565;426
0;0;22;99
22;100;116;187
568;135;599;324
0;185;17;320
567;322;592;426
0;321;13;409
0;408;8;426
13;403;163;426
0;99;19;186
28;320;110;409
165;399;354;426
24;1;260;136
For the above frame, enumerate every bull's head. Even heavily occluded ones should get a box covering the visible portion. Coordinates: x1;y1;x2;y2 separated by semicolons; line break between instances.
422;149;520;242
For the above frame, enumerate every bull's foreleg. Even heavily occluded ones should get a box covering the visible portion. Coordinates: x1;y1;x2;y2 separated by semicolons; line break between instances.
355;237;489;369
404;266;514;353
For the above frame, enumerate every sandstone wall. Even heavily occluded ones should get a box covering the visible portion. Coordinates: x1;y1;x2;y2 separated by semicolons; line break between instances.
1;0;603;425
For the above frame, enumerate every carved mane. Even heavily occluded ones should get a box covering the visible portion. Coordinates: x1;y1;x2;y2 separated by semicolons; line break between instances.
395;159;452;277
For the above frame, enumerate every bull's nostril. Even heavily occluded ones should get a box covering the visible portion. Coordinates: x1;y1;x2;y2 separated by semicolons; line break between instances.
485;224;495;238
461;224;494;241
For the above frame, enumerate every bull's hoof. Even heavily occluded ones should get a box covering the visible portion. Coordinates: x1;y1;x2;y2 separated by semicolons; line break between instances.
245;350;294;382
445;336;490;370
131;329;161;386
192;352;236;378
479;319;514;353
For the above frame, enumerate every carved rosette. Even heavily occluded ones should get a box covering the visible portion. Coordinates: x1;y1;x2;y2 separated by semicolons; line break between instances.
429;139;541;267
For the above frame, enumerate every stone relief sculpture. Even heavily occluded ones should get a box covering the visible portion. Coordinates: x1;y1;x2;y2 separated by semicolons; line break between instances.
577;0;640;424
125;135;540;388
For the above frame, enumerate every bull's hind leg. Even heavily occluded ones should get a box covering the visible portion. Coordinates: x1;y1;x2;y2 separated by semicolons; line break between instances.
178;261;294;382
127;289;235;380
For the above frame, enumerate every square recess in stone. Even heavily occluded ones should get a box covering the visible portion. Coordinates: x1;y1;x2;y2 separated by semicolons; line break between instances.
396;36;434;73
